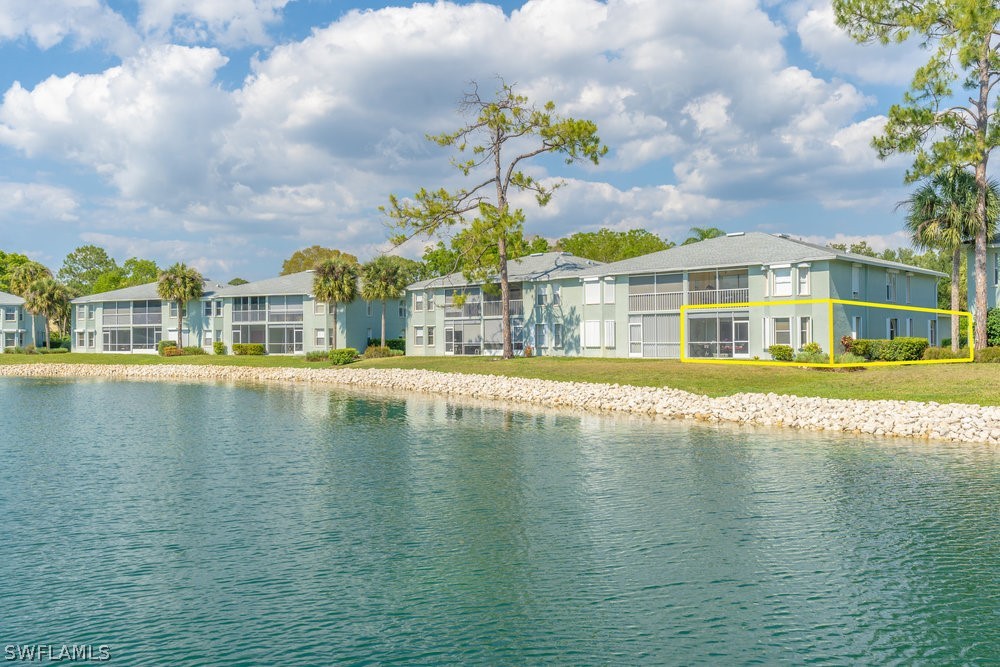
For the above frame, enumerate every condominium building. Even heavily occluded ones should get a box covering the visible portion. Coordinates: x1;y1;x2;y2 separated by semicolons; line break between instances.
0;290;46;349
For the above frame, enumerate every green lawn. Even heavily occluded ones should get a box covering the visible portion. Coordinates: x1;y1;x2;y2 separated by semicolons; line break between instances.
1;352;996;406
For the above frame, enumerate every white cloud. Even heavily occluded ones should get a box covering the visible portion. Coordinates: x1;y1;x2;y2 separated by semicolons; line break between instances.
799;230;913;253
0;181;78;221
136;0;290;47
0;0;137;54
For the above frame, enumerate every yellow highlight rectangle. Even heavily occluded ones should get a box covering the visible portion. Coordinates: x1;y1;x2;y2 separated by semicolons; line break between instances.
679;297;973;368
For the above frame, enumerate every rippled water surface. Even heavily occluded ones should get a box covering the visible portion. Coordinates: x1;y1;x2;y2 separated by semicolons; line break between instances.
1;378;998;665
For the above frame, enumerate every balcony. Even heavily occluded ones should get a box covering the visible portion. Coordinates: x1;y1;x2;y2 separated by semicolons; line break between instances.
483;299;524;318
233;310;267;323
628;292;683;312
688;288;749;305
444;302;482;319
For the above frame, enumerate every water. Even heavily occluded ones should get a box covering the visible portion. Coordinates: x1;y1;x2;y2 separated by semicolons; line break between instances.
0;377;997;665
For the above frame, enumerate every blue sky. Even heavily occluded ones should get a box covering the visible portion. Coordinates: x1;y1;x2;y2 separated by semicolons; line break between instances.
0;0;937;280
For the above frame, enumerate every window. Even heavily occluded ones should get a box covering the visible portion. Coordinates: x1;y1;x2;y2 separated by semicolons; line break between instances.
554;323;563;348
552;284;561;305
536;285;547;306
426;326;435;346
773;318;791;345
929;319;937;346
315;328;326;346
268;296;303;322
214;300;223;317
398;300;406;318
231;328;242;344
797;266;810;295
314;300;326;315
535;323;546;348
584;280;600;305
215;330;222;345
204;329;213;346
426;291;434;309
583;320;601;347
772;267;792;297
604;320;616;348
852;265;861;295
76;331;85;348
905;274;911;304
414;293;424;311
204;301;213;317
87;331;95;348
4;307;15;322
603;279;615;304
414;326;424;346
906;318;913;336
169;302;186;318
799;317;811;348
852;316;862;339
366;301;373;316
888;318;899;340
76;305;85;322
886;272;897;302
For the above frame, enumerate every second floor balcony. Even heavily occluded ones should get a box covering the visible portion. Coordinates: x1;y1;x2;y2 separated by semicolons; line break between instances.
688;288;749;306
627;288;749;312
483;299;524;318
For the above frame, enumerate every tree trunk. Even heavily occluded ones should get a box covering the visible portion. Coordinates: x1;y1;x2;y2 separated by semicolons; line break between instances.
974;38;991;351
44;318;50;349
951;246;961;352
380;300;387;346
498;234;512;359
177;304;184;347
29;313;34;349
332;305;338;349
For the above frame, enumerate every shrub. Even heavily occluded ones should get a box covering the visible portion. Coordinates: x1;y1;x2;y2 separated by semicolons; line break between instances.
162;346;184;357
923;346;969;360
941;335;968;348
24;344;36;355
48;348;69;354
840;335;855;353
213;341;227;355
59;340;72;350
988;308;1000;347
329;348;358;365
794;350;829;364
305;351;328;362
975;346;1000;363
801;341;823;354
837;352;867;364
233;343;266;355
768;344;793;361
390;349;404;356
3;347;14;354
850;337;928;362
182;346;207;355
158;340;178;356
366;338;405;353
362;345;393;359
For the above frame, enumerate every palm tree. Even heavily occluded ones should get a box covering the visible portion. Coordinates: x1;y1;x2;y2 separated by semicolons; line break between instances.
682;226;726;245
361;256;409;346
9;261;51;296
313;257;359;349
899;168;999;352
157;263;204;347
23;277;69;348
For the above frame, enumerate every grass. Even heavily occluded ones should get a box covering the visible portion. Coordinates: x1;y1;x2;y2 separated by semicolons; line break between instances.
1;352;997;406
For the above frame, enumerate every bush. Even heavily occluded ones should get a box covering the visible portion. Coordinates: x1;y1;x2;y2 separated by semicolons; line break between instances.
3;347;14;354
975;346;1000;363
840;335;855;353
48;348;69;354
366;338;405;353
233;343;266;356
988;308;1000;347
851;337;929;362
158;340;178;356
800;341;823;355
923;346;970;360
837;352;868;364
213;341;227;355
768;344;794;361
24;344;36;355
941;335;968;348
362;345;393;359
60;340;72;350
390;349;404;356
329;348;358;365
182;346;207;355
162;346;184;357
794;350;829;364
305;350;328;362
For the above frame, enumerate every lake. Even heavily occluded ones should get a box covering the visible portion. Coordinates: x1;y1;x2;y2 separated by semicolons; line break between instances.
0;377;997;665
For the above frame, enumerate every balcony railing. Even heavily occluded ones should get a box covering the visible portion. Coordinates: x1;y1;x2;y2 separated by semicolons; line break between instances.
444;302;482;318
233;310;267;323
482;299;523;318
628;292;683;312
688;288;749;305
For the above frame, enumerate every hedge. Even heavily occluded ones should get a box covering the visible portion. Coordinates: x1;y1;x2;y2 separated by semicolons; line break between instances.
768;344;793;361
975;346;1000;363
988;308;1000;347
213;341;227;355
851;337;928;362
233;343;266;356
158;340;178;356
182;346;207;355
362;345;394;359
305;351;328;362
329;348;358;365
923;347;970;360
367;338;405;353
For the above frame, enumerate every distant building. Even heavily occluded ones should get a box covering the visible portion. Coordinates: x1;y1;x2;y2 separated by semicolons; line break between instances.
0;290;47;349
966;236;1000;316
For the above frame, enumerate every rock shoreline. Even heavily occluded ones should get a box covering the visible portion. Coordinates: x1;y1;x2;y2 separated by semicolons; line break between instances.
1;362;998;445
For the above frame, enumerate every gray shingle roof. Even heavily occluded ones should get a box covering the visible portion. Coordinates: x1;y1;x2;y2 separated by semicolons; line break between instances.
71;279;226;304
577;232;946;278
213;271;317;298
407;252;605;290
0;290;24;306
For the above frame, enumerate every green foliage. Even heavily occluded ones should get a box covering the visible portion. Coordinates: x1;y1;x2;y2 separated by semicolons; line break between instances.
182;346;207;355
58;245;117;295
305;351;328;362
157;262;204;346
682;227;726;245
213;341;227;355
233;343;266;355
768;344;794;361
837;352;868;364
36;347;69;354
329;348;358;365
829;241;879;257
0;250;30;292
556;228;673;263
801;342;823;354
794;350;830;364
367;338;405;352
840;335;855;352
22;275;70;347
940;335;968;348
281;246;359;274
91;257;161;294
23;344;36;354
923;346;969;360
158;340;178;355
227;278;249;286
362;345;394;359
851;337;929;361
987;308;1000;346
974;347;1000;363
313;257;359;349
419;227;550;280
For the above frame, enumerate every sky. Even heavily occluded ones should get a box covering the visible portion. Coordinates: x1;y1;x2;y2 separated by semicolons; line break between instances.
0;0;943;281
